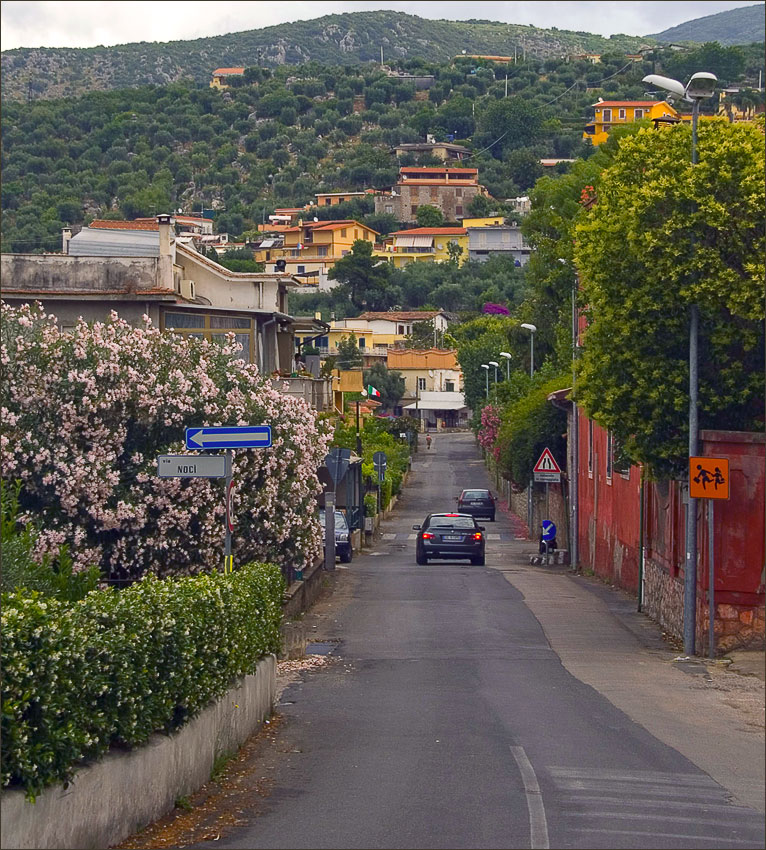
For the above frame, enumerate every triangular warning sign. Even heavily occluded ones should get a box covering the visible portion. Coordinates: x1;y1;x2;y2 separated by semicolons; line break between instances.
533;448;562;474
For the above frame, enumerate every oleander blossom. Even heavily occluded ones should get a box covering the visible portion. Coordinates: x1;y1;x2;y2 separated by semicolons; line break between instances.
0;302;333;581
477;404;501;461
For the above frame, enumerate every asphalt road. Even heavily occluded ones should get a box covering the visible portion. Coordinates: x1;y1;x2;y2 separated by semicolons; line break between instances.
204;432;765;850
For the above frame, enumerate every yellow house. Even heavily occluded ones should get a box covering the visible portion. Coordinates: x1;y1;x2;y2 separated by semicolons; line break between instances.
584;99;680;145
271;219;378;281
376;227;468;269
210;68;245;89
460;216;505;228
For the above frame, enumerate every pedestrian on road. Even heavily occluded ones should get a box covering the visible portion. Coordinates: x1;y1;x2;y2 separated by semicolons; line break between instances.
426;434;432;450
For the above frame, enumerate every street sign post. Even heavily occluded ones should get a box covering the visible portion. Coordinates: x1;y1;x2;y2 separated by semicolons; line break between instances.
689;456;730;659
542;520;557;565
185;426;272;450
533;448;562;539
373;451;387;483
325;448;351;489
157;454;230;478
180;425;272;573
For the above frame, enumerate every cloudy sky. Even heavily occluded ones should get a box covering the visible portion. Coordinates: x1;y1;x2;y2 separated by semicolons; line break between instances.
0;0;759;51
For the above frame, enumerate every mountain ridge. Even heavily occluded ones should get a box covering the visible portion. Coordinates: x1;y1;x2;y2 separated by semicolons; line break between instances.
649;3;765;46
1;10;653;101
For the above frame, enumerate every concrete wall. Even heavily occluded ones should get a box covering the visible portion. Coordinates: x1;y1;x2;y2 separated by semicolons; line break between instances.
0;253;159;295
1;656;276;850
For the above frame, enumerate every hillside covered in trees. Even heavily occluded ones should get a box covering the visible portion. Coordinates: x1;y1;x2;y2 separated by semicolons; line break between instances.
4;42;762;256
0;10;655;102
650;3;765;47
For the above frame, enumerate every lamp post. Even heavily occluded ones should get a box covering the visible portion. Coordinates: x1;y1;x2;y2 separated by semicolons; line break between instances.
480;364;490;398
488;360;500;384
520;323;537;376
499;351;512;381
356;388;368;456
643;70;717;657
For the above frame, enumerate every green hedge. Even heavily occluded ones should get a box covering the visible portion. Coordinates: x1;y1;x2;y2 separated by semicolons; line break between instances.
1;563;284;799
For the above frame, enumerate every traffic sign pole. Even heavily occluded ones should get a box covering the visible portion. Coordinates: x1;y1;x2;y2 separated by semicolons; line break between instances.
709;500;715;659
224;451;234;573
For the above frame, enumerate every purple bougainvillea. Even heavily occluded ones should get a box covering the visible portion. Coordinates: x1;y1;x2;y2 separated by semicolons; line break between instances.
482;302;511;316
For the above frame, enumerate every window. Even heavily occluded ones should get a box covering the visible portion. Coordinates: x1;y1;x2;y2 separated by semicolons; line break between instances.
606;430;614;481
602;108;612;123
318;335;329;349
455;188;463;197
456;206;463;216
358;337;365;348
325;198;332;205
316;246;328;257
618;108;626;120
385;204;393;214
588;418;594;475
398;325;405;334
634;109;643;120
341;228;347;237
613;435;632;478
354;229;359;238
445;380;455;392
418;377;427;391
162;311;253;362
430;187;438;200
296;265;304;274
411;204;418;216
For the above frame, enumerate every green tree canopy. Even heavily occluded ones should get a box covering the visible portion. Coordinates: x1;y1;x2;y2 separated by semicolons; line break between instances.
415;205;444;227
328;239;396;311
574;118;765;477
363;363;406;412
335;333;364;369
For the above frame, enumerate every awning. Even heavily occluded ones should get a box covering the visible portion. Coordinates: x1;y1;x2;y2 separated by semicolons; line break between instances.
259;239;276;248
395;235;434;249
402;400;467;411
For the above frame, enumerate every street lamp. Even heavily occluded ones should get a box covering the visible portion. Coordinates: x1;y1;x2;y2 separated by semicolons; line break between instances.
643;70;717;657
488;360;500;384
480;364;490;398
499;351;512;381
520;323;537;376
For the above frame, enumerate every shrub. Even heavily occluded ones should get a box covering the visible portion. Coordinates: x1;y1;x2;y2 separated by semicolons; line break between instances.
0;303;333;581
364;492;377;516
1;563;284;798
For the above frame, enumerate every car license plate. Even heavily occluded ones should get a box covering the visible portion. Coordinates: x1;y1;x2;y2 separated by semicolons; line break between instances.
471;501;482;505
443;535;462;541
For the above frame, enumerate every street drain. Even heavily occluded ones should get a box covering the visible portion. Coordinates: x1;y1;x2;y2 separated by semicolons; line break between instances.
305;642;337;656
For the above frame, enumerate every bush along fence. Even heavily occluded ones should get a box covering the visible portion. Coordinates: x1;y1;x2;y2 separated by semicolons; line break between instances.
1;563;284;800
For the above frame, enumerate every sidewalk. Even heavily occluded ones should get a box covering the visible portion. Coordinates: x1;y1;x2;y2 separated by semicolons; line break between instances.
492;531;766;814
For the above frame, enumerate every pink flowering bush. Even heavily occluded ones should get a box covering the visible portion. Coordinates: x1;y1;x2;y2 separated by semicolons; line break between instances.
477;404;501;461
0;303;333;582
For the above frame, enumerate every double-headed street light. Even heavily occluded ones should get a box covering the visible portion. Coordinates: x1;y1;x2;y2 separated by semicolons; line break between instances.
520;323;537;377
643;70;717;657
480;364;490;398
488;360;500;384
499;351;512;381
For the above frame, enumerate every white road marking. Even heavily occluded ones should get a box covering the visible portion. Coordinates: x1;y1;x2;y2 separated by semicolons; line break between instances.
510;746;549;850
382;533;396;540
487;534;501;540
407;533;417;540
573;829;757;845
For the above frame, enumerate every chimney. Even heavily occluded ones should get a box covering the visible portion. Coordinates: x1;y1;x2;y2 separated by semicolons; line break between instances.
62;227;72;254
156;214;174;289
156;214;173;257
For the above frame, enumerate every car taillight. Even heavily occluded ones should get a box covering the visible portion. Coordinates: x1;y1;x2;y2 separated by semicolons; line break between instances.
422;532;434;539
473;532;483;540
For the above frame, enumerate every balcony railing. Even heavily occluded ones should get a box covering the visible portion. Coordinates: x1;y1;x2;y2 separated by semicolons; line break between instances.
271;376;333;411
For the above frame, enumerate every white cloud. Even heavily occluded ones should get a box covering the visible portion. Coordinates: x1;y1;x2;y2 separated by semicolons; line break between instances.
0;0;760;51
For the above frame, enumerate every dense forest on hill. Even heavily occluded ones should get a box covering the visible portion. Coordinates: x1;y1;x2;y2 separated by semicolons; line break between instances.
3;42;762;256
0;10;655;102
650;3;765;47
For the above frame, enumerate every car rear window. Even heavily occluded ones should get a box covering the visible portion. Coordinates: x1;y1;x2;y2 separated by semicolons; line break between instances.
428;516;476;529
462;490;489;499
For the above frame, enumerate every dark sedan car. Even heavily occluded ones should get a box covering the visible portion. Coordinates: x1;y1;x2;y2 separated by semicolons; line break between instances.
456;489;496;521
413;513;486;565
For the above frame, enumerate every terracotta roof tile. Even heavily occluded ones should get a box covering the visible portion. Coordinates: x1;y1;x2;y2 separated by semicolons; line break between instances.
89;219;159;231
212;67;245;75
390;227;467;236
358;311;443;321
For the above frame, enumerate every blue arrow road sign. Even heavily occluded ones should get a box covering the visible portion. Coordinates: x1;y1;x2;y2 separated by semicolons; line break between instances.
185;426;272;450
542;520;557;542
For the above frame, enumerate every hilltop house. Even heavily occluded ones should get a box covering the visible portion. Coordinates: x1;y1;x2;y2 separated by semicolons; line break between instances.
210;68;245;89
386;348;467;428
583;99;680;146
393;142;470;162
464;221;531;266
264;219;379;289
375;166;489;223
377;227;468;268
1;216;302;380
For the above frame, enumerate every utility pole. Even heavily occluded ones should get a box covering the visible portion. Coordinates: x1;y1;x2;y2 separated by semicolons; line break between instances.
505;75;508;97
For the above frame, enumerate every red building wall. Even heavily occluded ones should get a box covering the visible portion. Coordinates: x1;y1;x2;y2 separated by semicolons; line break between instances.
575;413;765;651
